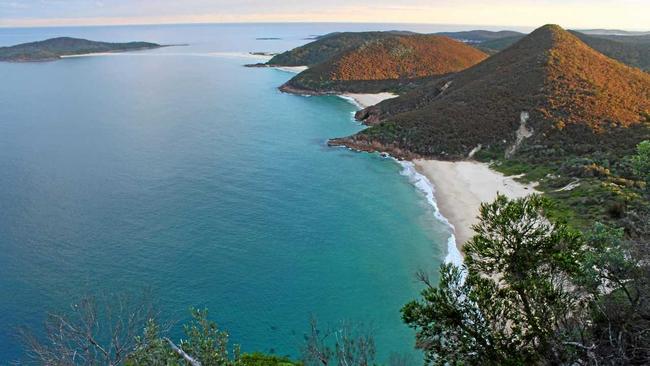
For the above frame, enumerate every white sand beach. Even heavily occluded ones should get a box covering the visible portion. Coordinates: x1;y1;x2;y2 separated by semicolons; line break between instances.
342;92;398;108
61;52;121;58
413;159;539;251
274;66;309;73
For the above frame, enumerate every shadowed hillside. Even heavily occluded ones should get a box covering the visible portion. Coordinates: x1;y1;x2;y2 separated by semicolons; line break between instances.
334;25;650;160
0;37;162;62
435;30;524;43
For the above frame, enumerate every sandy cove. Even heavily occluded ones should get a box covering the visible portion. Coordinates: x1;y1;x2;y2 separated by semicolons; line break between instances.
326;92;537;255
341;93;398;108
413;159;539;251
278;81;531;255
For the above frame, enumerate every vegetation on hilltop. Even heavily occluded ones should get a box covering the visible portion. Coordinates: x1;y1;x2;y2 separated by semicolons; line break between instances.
335;24;650;265
267;30;516;67
340;25;650;160
281;35;486;94
478;31;650;71
0;37;161;62
266;31;411;67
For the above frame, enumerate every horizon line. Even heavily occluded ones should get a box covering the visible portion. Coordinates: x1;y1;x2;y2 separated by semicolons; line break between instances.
0;20;648;33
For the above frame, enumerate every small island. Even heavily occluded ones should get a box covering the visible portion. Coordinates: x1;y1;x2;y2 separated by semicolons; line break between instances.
0;37;163;62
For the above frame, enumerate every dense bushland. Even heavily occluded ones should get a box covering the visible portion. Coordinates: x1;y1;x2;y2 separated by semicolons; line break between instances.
282;35;486;94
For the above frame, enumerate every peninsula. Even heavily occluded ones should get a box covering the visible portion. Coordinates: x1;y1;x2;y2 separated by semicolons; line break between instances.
0;37;162;62
280;34;487;94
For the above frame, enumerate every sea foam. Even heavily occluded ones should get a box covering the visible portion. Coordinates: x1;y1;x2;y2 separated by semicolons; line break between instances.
338;95;363;109
397;160;464;266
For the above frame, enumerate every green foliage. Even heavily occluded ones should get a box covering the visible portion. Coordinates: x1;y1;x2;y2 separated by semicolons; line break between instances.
576;223;628;291
578;223;650;363
403;194;650;364
402;264;522;365
127;320;178;365
466;195;583;277
240;353;299;366
127;308;303;366
179;308;242;365
403;195;586;365
632;140;650;186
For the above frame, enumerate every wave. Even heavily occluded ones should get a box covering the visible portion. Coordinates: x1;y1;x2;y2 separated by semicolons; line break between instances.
397;160;463;266
338;95;363;109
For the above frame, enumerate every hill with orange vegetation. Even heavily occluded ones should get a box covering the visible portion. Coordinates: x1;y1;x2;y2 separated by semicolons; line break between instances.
264;31;416;67
334;25;650;160
280;35;488;94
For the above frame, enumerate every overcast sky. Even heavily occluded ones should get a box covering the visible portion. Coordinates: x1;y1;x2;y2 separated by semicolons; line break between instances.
1;0;648;30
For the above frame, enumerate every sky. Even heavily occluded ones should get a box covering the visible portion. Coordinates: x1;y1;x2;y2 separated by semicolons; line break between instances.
1;0;649;30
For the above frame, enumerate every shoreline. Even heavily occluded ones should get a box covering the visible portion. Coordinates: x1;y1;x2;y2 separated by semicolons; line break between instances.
323;90;536;262
339;93;398;109
279;84;397;110
412;159;539;255
274;69;527;262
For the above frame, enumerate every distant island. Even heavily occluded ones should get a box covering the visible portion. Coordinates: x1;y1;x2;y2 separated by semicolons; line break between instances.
0;37;163;62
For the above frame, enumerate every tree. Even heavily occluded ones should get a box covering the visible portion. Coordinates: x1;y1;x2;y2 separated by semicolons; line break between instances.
579;223;650;364
128;308;301;366
302;318;375;366
632;140;650;187
127;308;242;366
20;291;157;365
402;195;586;365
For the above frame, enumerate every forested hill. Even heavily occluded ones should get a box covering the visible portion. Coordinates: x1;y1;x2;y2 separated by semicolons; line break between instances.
280;35;487;94
334;24;650;240
0;37;162;62
478;31;650;71
338;24;650;160
266;31;415;67
435;29;524;42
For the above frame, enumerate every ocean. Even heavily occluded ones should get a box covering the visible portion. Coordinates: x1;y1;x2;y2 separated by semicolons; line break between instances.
0;23;496;363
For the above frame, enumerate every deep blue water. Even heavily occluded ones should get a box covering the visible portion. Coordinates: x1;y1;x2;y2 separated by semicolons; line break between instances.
0;23;489;363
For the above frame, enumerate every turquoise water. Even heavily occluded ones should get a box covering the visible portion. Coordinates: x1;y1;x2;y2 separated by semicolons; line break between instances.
0;24;459;362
